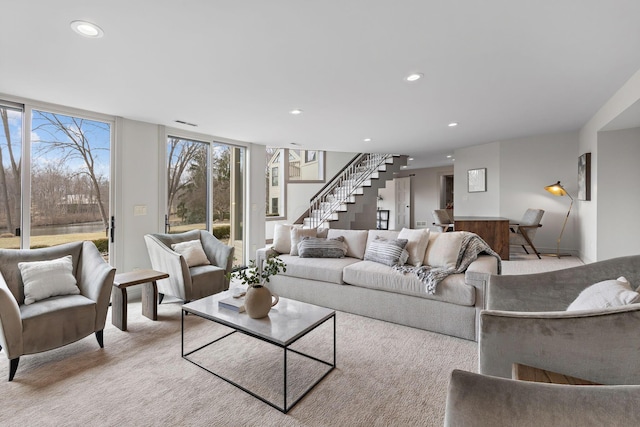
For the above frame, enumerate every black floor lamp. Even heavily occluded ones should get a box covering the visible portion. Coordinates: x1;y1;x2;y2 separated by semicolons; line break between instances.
544;181;573;258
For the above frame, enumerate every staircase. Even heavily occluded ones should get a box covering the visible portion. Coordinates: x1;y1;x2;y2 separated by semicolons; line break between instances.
299;153;407;229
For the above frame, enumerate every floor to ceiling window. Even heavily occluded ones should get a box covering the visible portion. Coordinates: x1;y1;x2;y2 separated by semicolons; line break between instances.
167;136;245;265
0;101;112;256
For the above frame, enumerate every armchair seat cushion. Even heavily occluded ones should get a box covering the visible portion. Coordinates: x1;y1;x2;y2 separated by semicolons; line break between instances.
20;294;96;354
189;265;226;300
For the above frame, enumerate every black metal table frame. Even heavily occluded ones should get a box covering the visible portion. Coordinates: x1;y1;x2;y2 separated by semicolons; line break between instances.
181;310;336;413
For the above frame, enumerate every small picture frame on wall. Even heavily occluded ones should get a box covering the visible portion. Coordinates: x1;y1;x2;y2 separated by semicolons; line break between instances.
468;168;487;193
578;152;591;201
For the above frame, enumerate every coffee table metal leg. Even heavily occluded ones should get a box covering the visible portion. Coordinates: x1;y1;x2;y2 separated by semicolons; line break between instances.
112;287;128;331
142;280;158;321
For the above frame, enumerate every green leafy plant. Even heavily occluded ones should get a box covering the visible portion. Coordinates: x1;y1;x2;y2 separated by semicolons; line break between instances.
227;254;286;287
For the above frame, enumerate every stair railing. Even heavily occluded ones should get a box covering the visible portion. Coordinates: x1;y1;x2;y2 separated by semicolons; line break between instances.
306;153;395;228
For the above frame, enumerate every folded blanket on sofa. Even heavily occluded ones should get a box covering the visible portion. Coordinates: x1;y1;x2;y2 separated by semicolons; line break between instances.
394;232;502;294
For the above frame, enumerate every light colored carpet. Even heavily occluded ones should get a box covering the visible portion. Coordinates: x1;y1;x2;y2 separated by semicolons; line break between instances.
0;300;476;426
0;256;581;426
502;251;584;275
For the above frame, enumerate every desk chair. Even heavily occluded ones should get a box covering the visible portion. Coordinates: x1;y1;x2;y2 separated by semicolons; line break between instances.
432;209;454;232
509;208;544;258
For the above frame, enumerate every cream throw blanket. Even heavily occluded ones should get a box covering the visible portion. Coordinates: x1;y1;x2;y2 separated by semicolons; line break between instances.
393;232;502;294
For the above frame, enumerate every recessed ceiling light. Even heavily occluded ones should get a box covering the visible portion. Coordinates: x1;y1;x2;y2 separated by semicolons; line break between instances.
363;138;372;142
448;122;458;127
446;155;452;158
405;73;423;82
175;120;198;127
70;20;104;38
289;109;303;115
408;157;414;161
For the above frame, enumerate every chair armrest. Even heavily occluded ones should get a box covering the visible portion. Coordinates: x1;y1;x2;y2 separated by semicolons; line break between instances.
78;241;116;331
478;305;640;384
444;370;640;427
199;231;235;274
487;255;640;312
0;274;23;359
144;234;191;299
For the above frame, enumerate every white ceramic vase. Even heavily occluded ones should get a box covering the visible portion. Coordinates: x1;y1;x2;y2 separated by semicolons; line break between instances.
244;284;279;319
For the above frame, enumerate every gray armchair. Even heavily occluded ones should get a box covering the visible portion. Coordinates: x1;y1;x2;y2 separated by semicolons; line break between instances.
144;229;234;303
509;208;544;258
479;255;640;385
0;241;115;381
444;370;640;427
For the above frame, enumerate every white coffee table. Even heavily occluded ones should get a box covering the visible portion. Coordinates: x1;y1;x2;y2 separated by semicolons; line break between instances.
182;290;336;413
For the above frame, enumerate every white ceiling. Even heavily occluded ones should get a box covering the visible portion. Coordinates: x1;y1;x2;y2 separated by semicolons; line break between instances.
2;1;640;168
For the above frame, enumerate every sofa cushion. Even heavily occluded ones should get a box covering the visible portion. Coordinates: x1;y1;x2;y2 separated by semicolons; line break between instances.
327;229;369;259
424;232;464;269
343;260;475;306
567;277;640;311
272;223;302;254
298;237;347;258
19;255;80;305
398;228;430;267
275;254;361;284
364;236;409;266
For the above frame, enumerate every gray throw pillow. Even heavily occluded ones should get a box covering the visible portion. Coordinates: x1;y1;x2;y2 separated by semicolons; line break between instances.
364;236;409;266
298;236;347;258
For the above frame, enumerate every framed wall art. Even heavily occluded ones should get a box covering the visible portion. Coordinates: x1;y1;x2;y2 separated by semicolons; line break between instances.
467;168;487;193
578;152;591;201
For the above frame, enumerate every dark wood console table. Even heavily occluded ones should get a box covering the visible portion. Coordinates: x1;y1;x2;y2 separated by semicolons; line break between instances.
454;216;510;260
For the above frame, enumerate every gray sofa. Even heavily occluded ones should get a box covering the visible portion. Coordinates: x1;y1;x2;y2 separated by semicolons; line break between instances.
479;254;640;384
257;228;499;341
0;241;115;381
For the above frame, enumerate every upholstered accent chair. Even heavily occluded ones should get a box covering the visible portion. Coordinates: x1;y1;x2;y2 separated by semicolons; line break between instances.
444;370;640;427
509;208;544;258
0;241;115;381
432;209;454;232
479;255;640;385
144;229;234;303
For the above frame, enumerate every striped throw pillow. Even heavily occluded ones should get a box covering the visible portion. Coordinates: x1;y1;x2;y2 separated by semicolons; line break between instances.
298;236;347;258
364;236;409;266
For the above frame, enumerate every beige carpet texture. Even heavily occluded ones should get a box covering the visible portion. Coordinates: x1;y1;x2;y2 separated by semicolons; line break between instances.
0;255;582;426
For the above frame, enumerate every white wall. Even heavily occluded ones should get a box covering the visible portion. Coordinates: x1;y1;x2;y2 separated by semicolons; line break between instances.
454;142;501;217
579;67;640;262
453;132;579;254
113;118;163;274
397;166;454;231
597;127;640;259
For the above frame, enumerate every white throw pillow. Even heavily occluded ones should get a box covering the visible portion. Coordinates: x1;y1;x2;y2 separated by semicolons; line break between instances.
398;228;430;267
567;277;640;311
19;255;79;305
272;223;302;254
423;232;464;269
171;239;210;267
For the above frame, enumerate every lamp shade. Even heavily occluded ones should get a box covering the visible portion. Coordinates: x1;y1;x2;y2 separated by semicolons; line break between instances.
544;181;568;197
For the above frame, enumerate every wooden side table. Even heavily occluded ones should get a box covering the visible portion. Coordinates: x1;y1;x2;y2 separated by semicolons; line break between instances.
112;269;169;331
512;363;600;385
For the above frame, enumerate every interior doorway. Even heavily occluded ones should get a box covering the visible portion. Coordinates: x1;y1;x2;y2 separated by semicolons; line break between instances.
440;174;454;213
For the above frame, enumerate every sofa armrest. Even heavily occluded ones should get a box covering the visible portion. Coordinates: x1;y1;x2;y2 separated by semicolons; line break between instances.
78;241;116;331
478;305;640;384
464;255;497;340
0;274;23;359
256;247;279;275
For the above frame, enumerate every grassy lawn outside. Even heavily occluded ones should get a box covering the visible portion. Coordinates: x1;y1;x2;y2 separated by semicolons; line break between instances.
0;223;231;250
